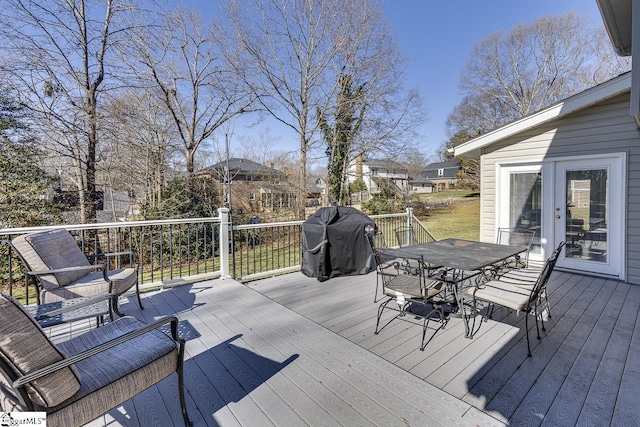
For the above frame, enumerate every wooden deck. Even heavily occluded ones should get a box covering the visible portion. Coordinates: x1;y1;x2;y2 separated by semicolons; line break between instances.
247;270;640;426
41;268;640;426
45;276;500;426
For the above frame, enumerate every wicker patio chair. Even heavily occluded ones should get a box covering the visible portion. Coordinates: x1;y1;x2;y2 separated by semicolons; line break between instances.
8;229;142;317
0;292;191;426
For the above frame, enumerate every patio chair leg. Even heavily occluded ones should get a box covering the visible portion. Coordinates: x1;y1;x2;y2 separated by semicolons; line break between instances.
135;282;144;310
544;289;551;318
374;276;380;303
419;305;446;351
375;299;391;334
177;342;193;426
469;314;476;338
525;312;532;357
485;304;494;322
420;317;430;351
112;296;125;318
539;305;546;332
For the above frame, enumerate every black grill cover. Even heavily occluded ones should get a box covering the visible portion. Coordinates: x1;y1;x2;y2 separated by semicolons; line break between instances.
301;206;376;282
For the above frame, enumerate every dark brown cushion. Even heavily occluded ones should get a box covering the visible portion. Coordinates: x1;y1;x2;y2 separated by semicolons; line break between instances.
0;293;80;407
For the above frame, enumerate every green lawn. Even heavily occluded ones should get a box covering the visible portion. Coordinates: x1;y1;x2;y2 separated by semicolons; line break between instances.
416;191;480;241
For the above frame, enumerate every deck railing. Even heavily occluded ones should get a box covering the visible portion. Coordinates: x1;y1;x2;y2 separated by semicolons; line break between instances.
0;207;429;302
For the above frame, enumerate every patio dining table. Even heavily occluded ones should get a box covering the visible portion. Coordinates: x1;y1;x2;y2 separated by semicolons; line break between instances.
382;238;527;337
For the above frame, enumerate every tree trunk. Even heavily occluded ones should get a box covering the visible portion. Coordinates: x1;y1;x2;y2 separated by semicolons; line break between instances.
299;133;307;219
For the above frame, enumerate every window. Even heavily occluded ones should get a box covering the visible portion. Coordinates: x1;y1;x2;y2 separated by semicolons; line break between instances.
438;168;444;177
246;175;253;181
249;193;255;201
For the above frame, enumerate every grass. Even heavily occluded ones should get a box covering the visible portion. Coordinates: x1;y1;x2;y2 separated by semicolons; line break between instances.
416;191;480;241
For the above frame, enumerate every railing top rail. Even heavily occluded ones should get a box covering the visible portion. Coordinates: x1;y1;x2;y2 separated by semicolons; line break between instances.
235;220;304;230
232;213;405;231
0;217;222;236
370;213;407;219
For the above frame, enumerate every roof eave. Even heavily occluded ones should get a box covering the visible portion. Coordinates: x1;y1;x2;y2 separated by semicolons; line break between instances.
453;73;632;159
596;0;633;56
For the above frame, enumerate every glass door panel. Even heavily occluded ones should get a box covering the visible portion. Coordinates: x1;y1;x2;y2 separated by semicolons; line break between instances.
564;169;607;263
509;172;542;255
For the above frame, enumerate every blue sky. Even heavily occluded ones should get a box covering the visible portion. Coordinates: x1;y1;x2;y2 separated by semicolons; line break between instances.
189;0;607;160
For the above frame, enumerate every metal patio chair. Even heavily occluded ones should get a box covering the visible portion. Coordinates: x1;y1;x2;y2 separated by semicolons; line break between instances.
394;225;438;248
495;248;560;319
393;225;442;278
367;231;389;302
0;292;191;426
8;229;142;317
374;249;447;351
496;227;536;269
467;241;565;356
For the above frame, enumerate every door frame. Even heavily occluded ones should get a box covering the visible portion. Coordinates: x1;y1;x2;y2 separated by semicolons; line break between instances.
496;152;626;280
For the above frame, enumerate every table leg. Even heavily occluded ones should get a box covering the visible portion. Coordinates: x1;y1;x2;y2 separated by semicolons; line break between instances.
441;269;478;338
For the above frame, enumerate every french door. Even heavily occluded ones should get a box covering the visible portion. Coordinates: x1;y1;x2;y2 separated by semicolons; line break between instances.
553;157;623;277
499;154;625;278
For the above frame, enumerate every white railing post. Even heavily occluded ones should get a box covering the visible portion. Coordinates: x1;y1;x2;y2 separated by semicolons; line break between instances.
218;207;231;279
406;205;413;245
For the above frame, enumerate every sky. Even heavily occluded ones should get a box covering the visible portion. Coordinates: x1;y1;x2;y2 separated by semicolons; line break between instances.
188;0;608;161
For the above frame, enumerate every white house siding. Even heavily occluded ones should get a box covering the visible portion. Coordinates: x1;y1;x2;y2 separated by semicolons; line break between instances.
479;93;640;284
412;184;433;194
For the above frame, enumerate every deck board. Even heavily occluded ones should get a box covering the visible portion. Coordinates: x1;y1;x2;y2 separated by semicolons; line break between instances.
534;280;627;426
610;282;640;427
90;276;501;426
39;266;639;426
206;280;487;427
247;270;640;426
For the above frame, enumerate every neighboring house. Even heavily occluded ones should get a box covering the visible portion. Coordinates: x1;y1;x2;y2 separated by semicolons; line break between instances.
97;190;132;222
306;177;326;207
346;155;409;198
199;158;294;214
203;158;285;182
420;161;462;192
408;174;433;194
453;72;639;283
258;182;297;211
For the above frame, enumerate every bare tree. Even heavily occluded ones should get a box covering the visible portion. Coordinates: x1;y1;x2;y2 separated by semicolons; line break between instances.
101;90;181;217
0;0;139;223
581;28;632;86
238;128;283;165
129;7;257;201
227;0;425;217
448;12;631;145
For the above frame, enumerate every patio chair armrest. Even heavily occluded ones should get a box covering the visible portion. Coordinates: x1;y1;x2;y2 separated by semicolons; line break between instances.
13;316;183;388
27;264;108;276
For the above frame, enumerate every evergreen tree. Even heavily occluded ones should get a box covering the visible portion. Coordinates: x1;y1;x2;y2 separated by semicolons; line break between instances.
0;92;61;227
